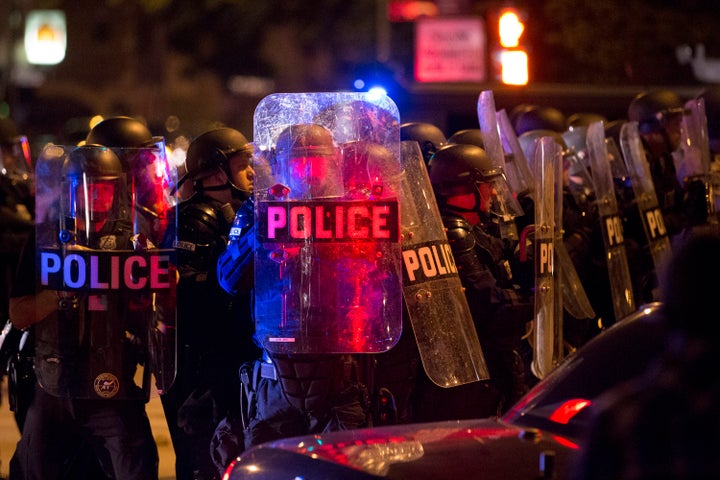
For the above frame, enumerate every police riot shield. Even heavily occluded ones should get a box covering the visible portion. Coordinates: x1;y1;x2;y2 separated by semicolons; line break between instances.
477;90;525;240
586;121;636;321
531;136;563;380
679;97;715;222
507;127;596;321
619;121;672;273
252;92;403;354
34;143;177;400
497;108;534;197
400;140;489;387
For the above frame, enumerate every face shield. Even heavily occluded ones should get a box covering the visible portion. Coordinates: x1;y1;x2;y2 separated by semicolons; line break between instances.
61;172;127;245
285;150;342;199
442;166;520;223
479;171;522;220
660;109;687;153
562;144;596;206
0;135;34;191
341;140;400;199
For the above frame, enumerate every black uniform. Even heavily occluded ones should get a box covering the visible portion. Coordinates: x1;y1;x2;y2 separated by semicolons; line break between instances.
9;224;159;480
411;214;533;420
161;195;258;480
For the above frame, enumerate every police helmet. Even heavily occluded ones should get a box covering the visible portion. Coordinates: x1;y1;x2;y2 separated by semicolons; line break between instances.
428;143;499;188
518;129;567;164
273;123;343;199
628;89;685;134
514;106;566;135
184;127;252;180
62;144;123;179
566;112;607;129
275;123;336;161
0;117;32;177
509;104;536;124
86;116;154;148
400;122;446;164
447;128;484;148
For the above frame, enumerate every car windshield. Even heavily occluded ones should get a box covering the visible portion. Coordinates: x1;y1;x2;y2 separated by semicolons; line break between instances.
502;302;666;439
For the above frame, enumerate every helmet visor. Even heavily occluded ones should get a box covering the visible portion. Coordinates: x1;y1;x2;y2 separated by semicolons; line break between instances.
62;173;125;243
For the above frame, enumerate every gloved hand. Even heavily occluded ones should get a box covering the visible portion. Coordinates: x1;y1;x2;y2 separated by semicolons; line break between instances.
177;387;218;435
210;416;244;476
513;224;535;293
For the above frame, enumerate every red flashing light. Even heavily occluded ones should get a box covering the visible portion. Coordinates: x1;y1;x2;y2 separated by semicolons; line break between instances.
548;398;592;425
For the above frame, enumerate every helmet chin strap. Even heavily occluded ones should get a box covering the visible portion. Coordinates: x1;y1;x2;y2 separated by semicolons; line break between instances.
193;180;251;205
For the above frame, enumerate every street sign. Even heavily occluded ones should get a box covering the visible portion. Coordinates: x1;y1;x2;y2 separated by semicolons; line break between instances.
415;17;486;83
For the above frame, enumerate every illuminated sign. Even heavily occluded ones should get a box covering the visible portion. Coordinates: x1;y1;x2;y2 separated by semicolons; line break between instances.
40;249;174;291
25;10;67;65
415;17;486;83
258;200;400;242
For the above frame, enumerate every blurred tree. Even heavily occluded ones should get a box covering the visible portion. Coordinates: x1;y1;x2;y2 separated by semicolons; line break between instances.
161;0;377;90
536;0;720;85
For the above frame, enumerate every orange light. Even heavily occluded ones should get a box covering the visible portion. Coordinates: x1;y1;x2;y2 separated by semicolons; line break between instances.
388;0;438;22
500;49;529;85
498;9;524;48
25;10;67;65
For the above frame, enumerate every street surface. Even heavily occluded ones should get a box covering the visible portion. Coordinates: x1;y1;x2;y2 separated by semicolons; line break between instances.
0;379;176;479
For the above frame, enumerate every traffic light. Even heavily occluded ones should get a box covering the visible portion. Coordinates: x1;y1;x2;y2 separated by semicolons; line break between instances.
492;7;528;85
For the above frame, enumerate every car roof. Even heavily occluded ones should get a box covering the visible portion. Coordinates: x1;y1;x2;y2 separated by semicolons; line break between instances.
503;302;667;438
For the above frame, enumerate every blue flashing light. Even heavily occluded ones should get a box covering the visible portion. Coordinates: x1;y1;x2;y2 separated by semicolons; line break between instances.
367;86;388;100
353;78;366;90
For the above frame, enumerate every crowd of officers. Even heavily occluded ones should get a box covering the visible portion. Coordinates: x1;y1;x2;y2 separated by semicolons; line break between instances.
1;84;719;480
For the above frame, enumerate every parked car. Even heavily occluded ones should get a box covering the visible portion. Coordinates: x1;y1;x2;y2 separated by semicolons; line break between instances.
224;303;666;480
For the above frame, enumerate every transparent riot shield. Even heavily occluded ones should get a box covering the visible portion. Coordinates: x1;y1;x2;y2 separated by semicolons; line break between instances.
400;141;489;387
620;121;672;273
586;121;636;321
497;108;534;197
477;90;525;241
497;117;595;322
680;98;716;222
531;136;563;380
34;144;177;400
252;92;403;354
112;139;178;393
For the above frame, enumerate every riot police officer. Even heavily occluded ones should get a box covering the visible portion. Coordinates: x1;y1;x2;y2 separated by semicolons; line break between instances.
423;143;534;416
697;86;720;219
164;126;259;480
9;144;159;480
513;105;566;136
628;89;696;236
212;123;374;473
0;117;34;429
86;116;175;246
